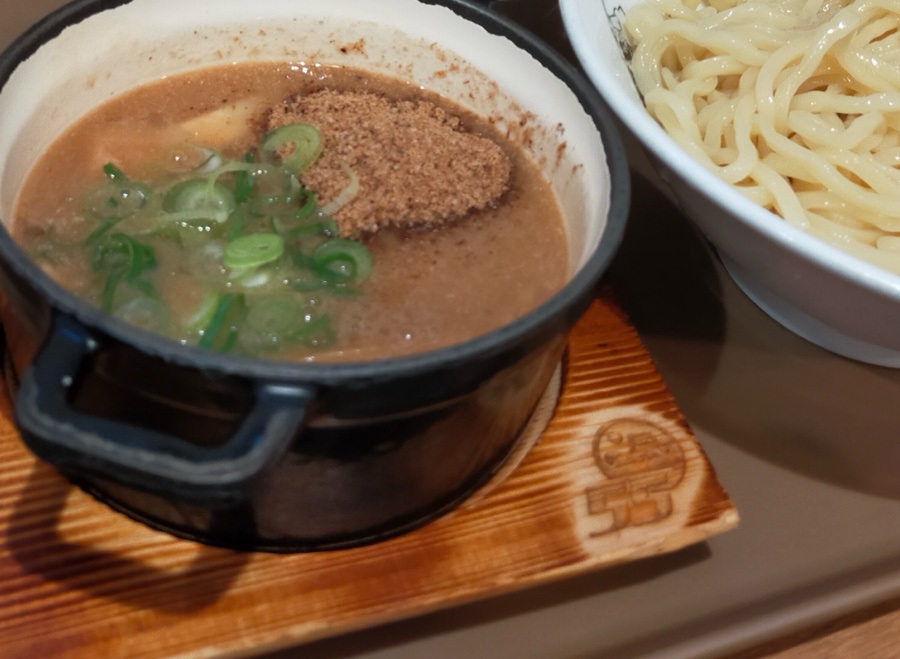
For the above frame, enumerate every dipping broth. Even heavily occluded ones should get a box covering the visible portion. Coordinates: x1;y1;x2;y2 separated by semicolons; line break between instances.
12;63;568;362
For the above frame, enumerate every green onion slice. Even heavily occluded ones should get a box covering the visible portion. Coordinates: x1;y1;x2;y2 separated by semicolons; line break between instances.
103;162;128;181
272;215;333;239
194;148;224;173
92;232;157;312
223;233;284;270
163;178;236;224
318;162;359;216
184;290;222;333
92;232;156;280
311;238;373;284
198;292;244;351
233;153;256;203
83;217;120;245
82;163;150;221
113;295;171;335
246;294;301;335
294;187;318;220
261;123;322;175
294;312;336;348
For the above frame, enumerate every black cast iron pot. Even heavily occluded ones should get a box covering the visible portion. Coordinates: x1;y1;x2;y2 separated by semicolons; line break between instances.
0;0;629;551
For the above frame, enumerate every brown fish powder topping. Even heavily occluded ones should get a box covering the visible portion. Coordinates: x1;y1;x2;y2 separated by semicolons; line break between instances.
267;89;511;237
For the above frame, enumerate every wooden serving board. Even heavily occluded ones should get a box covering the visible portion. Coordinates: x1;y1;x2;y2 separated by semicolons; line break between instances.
0;289;738;659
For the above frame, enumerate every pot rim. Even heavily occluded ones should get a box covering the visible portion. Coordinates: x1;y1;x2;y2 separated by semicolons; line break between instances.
0;0;630;384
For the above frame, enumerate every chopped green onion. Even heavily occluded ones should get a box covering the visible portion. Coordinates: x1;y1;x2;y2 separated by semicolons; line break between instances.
103;162;128;181
113;295;171;335
311;238;373;284
198;292;244;351
186;242;226;276
294;187;318;220
82;163;150;221
236;271;271;288
194;148;223;173
261;123;322;175
92;232;157;312
318;162;359;216
184;290;222;333
163;178;236;224
224;233;284;270
227;207;249;241
272;216;334;239
49;118;374;358
83;217;120;245
294;312;336;348
92;233;156;280
291;270;327;292
247;294;300;332
233;152;255;203
247;166;311;218
263;186;318;226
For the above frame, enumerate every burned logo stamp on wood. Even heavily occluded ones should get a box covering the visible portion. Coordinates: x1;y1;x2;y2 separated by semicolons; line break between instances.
584;418;686;537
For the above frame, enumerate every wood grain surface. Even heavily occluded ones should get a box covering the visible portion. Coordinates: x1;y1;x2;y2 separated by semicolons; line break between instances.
0;291;738;658
730;594;900;658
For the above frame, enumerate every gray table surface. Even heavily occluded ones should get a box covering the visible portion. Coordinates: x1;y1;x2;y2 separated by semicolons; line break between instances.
2;2;899;658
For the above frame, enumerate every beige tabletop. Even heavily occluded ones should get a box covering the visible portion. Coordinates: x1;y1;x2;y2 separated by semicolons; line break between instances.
2;1;900;657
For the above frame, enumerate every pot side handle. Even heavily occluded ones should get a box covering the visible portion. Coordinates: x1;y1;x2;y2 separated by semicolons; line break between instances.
14;313;313;506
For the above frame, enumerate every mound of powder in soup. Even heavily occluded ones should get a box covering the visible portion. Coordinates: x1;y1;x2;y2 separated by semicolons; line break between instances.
267;89;511;237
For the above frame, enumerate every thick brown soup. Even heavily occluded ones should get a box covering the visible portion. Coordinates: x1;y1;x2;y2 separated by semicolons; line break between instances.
13;63;568;362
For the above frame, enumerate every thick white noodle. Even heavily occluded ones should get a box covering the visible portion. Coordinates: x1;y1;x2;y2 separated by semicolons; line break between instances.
626;0;900;274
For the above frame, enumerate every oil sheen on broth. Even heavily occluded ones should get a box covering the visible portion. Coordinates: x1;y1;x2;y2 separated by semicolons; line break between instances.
13;63;568;362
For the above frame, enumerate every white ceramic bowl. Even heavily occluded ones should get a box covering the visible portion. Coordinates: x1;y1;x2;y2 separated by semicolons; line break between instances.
560;0;900;367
